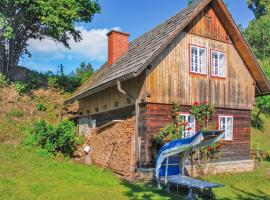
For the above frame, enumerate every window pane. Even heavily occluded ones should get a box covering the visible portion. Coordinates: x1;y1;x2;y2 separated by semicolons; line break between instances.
181;114;195;138
227;117;232;125
212;51;219;76
219;53;225;77
226;123;233;140
191;47;198;72
199;48;206;73
188;115;194;124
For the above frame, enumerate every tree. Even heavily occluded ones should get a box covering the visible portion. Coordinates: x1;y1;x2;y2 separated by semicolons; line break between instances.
0;0;100;75
247;0;270;18
244;15;270;59
75;62;94;83
244;2;270;129
253;59;270;127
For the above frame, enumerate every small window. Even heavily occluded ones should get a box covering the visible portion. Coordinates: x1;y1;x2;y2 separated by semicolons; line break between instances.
190;45;207;74
91;119;96;129
211;50;226;78
219;115;233;141
180;113;196;138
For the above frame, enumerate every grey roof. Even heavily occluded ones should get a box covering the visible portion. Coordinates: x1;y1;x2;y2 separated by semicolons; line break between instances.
66;0;210;102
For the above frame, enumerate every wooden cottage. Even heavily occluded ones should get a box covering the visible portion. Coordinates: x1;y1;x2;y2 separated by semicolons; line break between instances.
66;0;270;179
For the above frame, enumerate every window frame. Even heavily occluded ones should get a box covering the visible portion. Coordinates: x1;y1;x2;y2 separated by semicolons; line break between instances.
189;44;207;76
180;112;196;138
218;114;234;141
210;49;227;79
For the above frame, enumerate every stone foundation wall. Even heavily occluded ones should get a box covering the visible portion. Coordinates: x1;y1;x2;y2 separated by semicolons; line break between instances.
185;159;255;177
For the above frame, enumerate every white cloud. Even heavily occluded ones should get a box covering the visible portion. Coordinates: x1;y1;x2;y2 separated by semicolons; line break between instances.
27;27;121;62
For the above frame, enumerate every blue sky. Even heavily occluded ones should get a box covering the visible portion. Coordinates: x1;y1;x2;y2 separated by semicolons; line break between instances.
19;0;255;74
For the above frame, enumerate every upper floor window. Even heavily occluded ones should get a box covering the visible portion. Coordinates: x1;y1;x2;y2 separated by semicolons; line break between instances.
211;50;226;78
190;45;207;75
219;115;233;141
180;113;196;138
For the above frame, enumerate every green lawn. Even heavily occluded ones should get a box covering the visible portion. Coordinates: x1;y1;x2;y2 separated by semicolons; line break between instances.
207;162;270;199
1;115;270;200
0;144;176;200
251;114;270;155
0;144;270;200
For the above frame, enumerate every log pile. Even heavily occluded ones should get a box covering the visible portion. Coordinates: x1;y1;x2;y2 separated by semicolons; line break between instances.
84;117;135;178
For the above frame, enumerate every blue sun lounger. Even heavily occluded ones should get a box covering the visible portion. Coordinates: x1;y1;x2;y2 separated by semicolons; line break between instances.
155;131;225;200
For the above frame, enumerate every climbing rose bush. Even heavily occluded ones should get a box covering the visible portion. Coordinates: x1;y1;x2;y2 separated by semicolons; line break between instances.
190;101;215;130
154;103;190;145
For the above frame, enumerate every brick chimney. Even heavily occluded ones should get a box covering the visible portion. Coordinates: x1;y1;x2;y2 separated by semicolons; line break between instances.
107;30;129;65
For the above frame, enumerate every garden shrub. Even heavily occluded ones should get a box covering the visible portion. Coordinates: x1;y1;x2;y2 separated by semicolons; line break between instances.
14;82;30;95
22;120;83;157
47;76;60;89
0;74;8;88
6;109;24;118
47;75;81;93
36;103;46;111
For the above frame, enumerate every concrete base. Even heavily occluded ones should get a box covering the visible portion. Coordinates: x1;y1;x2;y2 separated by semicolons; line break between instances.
136;160;255;181
185;159;255;177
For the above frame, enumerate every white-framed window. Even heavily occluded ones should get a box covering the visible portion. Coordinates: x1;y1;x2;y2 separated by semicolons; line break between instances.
219;115;233;141
180;113;196;138
211;50;226;78
190;45;207;74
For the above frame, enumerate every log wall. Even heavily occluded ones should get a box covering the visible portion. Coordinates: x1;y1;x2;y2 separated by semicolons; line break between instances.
138;102;251;167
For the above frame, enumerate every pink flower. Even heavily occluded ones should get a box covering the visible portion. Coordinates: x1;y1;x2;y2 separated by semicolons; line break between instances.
203;100;208;104
182;121;189;126
193;101;199;106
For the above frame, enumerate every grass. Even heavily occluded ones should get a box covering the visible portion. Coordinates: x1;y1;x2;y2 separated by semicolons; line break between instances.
0;144;176;200
251;114;270;155
206;162;270;199
0;145;269;200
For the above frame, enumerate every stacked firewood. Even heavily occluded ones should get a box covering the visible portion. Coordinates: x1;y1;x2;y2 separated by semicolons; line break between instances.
85;117;135;178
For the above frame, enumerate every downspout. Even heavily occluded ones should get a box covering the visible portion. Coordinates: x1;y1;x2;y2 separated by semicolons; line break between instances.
117;80;139;182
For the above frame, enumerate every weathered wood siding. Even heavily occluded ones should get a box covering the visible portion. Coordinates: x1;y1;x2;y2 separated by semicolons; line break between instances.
139;103;251;167
186;5;231;44
79;76;144;116
144;7;255;110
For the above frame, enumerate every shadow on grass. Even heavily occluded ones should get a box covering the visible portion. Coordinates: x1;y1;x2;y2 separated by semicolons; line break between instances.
121;181;270;200
121;181;181;200
212;186;270;200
